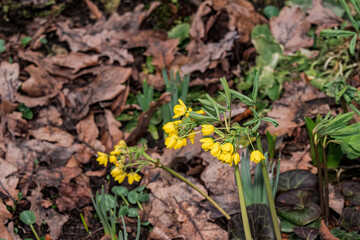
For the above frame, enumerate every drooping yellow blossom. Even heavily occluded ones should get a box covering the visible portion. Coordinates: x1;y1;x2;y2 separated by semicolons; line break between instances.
163;122;177;134
210;142;221;157
118;140;127;148
109;155;117;164
165;134;177;149
200;138;214;151
173;99;187;118
188;130;196;144
201;125;214;136
233;152;240;165
111;167;123;177
115;172;127;184
222;152;232;164
110;144;123;155
221;143;234;154
250;150;265;164
128;172;141;185
174;138;187;149
196;109;205;115
96;152;108;167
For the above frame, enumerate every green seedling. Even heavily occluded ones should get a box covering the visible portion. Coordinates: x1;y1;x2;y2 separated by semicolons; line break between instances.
162;68;190;125
40;37;52;55
21;36;32;48
142;56;155;74
18;103;33;120
20;210;40;240
266;130;277;159
111;186;129;206
80;213;91;236
0;39;6;53
126;186;149;211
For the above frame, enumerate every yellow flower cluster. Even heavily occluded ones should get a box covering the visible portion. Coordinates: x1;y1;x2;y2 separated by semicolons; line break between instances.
163;100;204;150
96;140;141;185
200;138;240;166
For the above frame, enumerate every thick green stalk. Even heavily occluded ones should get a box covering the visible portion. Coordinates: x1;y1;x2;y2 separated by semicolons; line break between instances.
234;164;253;240
256;138;282;240
321;143;329;226
160;164;231;220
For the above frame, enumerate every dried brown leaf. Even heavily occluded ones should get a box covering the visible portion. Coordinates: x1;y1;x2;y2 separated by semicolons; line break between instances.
51;52;99;74
29;126;75;147
0;200;13;240
181;31;237;74
266;78;329;136
22;65;63;97
307;0;342;35
101;109;123;151
0;61;20;102
270;6;313;54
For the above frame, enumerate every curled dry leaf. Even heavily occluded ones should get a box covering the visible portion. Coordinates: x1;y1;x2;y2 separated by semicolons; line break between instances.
181;31;238;75
76;113;104;150
22;65;64;97
0;158;19;204
266;77;329;137
29;126;75;147
51;52;99;74
328;183;344;215
270;6;313;54
56;174;92;212
0;61;20;102
0;200;13;240
101;109;123;151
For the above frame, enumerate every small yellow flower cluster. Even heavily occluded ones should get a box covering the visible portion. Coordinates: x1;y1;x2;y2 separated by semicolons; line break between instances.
200;138;240;166
163;100;204;150
96;140;141;185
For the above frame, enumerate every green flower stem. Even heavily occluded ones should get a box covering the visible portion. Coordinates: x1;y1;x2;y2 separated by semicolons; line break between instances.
30;224;40;240
142;152;231;220
121;196;129;206
313;139;325;218
160;164;231;220
137;201;143;211
234;164;253;240
321;143;329;226
256;138;282;240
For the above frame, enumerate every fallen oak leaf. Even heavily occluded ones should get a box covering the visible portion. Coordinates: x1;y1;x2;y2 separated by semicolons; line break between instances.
51;52;99;74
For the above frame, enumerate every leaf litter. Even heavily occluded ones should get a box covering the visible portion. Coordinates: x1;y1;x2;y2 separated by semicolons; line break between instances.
0;0;357;239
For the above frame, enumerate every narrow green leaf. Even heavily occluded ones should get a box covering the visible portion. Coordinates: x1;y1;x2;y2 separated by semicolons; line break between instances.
350;0;360;16
220;77;231;108
349;34;357;55
339;0;359;31
252;70;259;102
188;111;219;122
229;89;255;106
205;94;220;119
320;29;357;37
